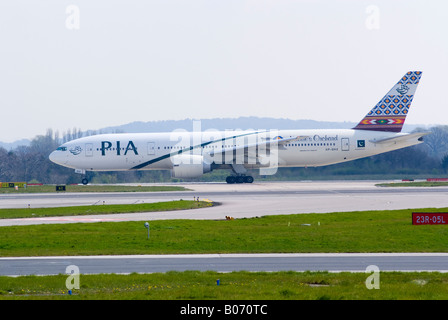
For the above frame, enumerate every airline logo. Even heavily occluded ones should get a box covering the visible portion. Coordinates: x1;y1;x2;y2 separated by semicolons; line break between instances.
69;146;82;155
101;141;138;156
396;84;409;95
67;141;139;156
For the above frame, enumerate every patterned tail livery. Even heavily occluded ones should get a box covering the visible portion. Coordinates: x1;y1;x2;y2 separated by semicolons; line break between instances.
353;71;422;132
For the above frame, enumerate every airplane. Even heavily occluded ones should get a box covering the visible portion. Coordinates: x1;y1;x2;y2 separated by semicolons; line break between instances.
49;71;427;184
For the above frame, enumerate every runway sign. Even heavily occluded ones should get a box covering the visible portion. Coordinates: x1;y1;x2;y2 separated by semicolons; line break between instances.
412;213;448;225
56;185;66;192
0;182;26;188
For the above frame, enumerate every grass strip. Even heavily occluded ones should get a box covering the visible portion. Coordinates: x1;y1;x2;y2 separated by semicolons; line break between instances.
1;271;448;300
0;185;189;194
0;200;211;219
1;207;447;256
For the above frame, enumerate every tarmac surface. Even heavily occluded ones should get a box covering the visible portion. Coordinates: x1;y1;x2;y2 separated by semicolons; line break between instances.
1;181;448;274
2;253;448;276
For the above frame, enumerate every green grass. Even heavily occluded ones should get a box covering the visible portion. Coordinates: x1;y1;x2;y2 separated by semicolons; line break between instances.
0;200;212;219
1;207;448;256
1;271;448;300
2;207;448;301
0;184;189;193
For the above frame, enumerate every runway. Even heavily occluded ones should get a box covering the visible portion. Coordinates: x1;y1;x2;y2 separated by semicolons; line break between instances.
2;180;448;226
1;181;448;275
1;253;448;276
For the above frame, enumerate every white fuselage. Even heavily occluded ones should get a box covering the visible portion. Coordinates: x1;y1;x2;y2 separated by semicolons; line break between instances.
48;71;426;182
49;129;423;173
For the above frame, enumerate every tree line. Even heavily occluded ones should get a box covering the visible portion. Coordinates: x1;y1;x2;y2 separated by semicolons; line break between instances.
1;126;448;185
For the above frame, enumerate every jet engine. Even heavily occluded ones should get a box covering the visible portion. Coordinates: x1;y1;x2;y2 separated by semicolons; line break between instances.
171;155;212;179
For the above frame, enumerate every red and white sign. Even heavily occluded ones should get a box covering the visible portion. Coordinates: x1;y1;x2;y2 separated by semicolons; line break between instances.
412;213;448;225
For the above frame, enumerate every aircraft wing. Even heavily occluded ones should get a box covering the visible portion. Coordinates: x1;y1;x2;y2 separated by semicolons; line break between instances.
208;135;308;164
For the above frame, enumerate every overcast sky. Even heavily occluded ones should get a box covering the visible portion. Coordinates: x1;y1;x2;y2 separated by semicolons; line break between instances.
1;0;447;142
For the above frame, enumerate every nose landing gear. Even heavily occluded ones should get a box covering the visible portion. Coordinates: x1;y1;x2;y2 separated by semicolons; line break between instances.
75;169;89;185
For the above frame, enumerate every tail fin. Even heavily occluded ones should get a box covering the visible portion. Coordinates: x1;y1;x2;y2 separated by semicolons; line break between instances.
353;71;422;132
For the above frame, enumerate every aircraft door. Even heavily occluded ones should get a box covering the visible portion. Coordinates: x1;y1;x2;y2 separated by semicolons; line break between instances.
85;143;93;157
341;138;349;151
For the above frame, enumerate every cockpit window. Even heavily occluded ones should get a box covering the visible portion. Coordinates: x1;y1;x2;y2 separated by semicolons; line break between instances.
56;147;67;151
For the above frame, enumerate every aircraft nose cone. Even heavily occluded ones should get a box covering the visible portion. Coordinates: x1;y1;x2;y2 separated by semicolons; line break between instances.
49;151;59;164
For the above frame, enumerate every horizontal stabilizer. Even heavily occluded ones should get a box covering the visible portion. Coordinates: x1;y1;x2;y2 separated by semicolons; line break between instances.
369;132;429;144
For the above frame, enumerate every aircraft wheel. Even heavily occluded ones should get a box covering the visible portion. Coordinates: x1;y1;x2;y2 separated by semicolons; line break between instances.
236;176;245;184
81;178;89;185
244;176;254;183
226;176;236;184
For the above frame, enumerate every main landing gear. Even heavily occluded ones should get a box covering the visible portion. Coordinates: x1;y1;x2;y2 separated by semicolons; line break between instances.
226;164;254;184
225;175;254;184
